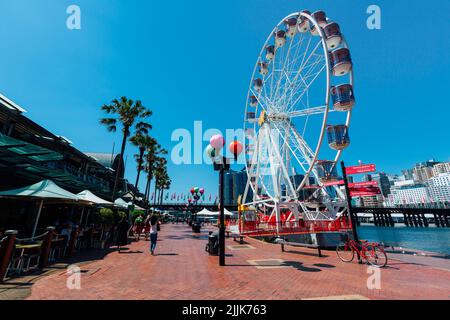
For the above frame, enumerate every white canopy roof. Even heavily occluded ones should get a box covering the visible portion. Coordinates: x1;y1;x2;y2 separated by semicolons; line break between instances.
114;198;129;209
77;190;112;205
196;208;234;216
0;179;81;202
127;202;145;211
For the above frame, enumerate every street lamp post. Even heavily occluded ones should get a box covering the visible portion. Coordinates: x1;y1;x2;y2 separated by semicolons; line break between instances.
189;187;204;232
207;135;243;266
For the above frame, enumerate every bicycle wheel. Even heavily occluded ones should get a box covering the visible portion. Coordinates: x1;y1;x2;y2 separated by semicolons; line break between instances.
336;242;355;262
365;245;388;268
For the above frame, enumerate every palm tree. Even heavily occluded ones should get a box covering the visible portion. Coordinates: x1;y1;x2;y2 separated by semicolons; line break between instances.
143;143;167;205
153;157;167;206
130;133;156;204
100;97;152;201
159;175;171;205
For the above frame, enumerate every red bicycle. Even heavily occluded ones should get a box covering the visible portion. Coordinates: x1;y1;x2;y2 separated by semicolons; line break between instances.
336;234;388;268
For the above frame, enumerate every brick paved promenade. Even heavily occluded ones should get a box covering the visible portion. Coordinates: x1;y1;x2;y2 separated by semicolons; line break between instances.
20;224;450;300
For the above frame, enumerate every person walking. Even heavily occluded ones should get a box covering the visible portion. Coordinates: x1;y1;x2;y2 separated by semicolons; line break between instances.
147;214;159;255
116;216;130;253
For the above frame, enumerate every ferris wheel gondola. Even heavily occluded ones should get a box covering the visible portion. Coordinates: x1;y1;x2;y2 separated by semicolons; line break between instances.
242;10;356;224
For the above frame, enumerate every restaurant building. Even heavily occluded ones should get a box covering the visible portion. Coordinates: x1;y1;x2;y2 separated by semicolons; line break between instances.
0;93;136;234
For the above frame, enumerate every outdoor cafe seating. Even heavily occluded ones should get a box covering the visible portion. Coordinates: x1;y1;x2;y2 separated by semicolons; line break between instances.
7;239;42;277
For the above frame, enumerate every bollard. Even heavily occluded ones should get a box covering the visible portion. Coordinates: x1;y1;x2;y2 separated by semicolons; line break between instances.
0;230;18;283
66;226;80;258
39;227;55;269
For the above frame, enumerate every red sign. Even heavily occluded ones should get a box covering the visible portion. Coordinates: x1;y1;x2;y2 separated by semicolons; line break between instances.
350;192;380;197
322;180;379;188
323;180;344;187
350;186;381;197
349;181;378;188
345;164;376;175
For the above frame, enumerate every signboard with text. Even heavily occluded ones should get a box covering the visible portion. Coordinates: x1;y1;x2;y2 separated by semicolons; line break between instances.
323;180;379;188
350;181;378;188
349;186;381;197
345;164;376;175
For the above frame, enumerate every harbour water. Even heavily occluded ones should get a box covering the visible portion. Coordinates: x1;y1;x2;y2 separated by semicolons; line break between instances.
357;225;450;255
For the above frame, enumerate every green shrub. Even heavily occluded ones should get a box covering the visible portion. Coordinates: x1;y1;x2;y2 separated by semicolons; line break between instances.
99;208;114;226
131;210;145;222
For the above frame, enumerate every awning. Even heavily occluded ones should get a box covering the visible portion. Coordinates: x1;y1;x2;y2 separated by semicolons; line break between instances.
0;179;83;202
196;208;233;217
0;133;63;162
114;198;129;209
0;179;87;237
127;202;145;211
77;190;113;206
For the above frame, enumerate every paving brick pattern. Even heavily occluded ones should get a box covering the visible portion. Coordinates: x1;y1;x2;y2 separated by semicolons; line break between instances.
25;224;450;300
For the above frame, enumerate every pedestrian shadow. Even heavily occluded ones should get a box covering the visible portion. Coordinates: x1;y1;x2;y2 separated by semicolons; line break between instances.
282;249;329;258
282;261;322;272
313;263;336;268
165;236;187;240
119;250;144;254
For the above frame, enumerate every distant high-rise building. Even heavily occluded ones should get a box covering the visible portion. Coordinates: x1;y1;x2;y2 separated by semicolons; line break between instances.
363;172;391;197
223;168;252;205
412;159;441;181
413;165;434;183
361;195;384;207
390;180;431;205
432;162;450;177
427;173;450;202
402;169;414;181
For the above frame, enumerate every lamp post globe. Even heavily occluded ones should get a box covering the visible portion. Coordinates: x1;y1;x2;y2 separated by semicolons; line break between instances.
210;134;225;152
229;140;243;160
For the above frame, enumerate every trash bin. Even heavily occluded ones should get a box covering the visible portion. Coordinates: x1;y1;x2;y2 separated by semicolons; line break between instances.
205;231;219;256
192;222;202;233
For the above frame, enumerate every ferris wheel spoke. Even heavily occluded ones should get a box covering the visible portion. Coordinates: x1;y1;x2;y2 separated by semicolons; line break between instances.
287;62;327;113
271;122;309;173
285;54;325;109
271;33;300;110
281;53;325;112
287;105;327;117
288;122;315;162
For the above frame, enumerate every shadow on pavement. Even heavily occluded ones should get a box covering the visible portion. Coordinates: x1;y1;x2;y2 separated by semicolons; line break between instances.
282;249;329;258
282;261;322;272
313;263;336;268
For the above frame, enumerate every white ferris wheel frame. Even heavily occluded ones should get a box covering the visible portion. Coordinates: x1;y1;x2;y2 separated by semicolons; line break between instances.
242;11;354;220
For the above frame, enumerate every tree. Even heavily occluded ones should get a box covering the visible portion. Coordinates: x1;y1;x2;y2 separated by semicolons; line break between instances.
153;157;168;206
100;97;152;201
143;143;167;205
130;133;156;204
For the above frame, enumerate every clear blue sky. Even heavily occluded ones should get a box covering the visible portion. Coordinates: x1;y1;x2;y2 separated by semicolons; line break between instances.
0;0;449;200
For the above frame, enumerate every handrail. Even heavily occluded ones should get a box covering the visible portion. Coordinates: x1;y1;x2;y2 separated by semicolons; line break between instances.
15;232;48;244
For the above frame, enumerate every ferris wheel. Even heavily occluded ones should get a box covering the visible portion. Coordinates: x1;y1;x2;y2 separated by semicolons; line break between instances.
242;10;355;221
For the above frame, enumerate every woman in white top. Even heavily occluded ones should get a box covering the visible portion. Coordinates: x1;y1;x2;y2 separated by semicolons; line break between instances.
147;214;159;255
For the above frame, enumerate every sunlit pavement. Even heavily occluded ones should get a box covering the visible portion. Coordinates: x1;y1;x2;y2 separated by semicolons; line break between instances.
21;224;450;300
